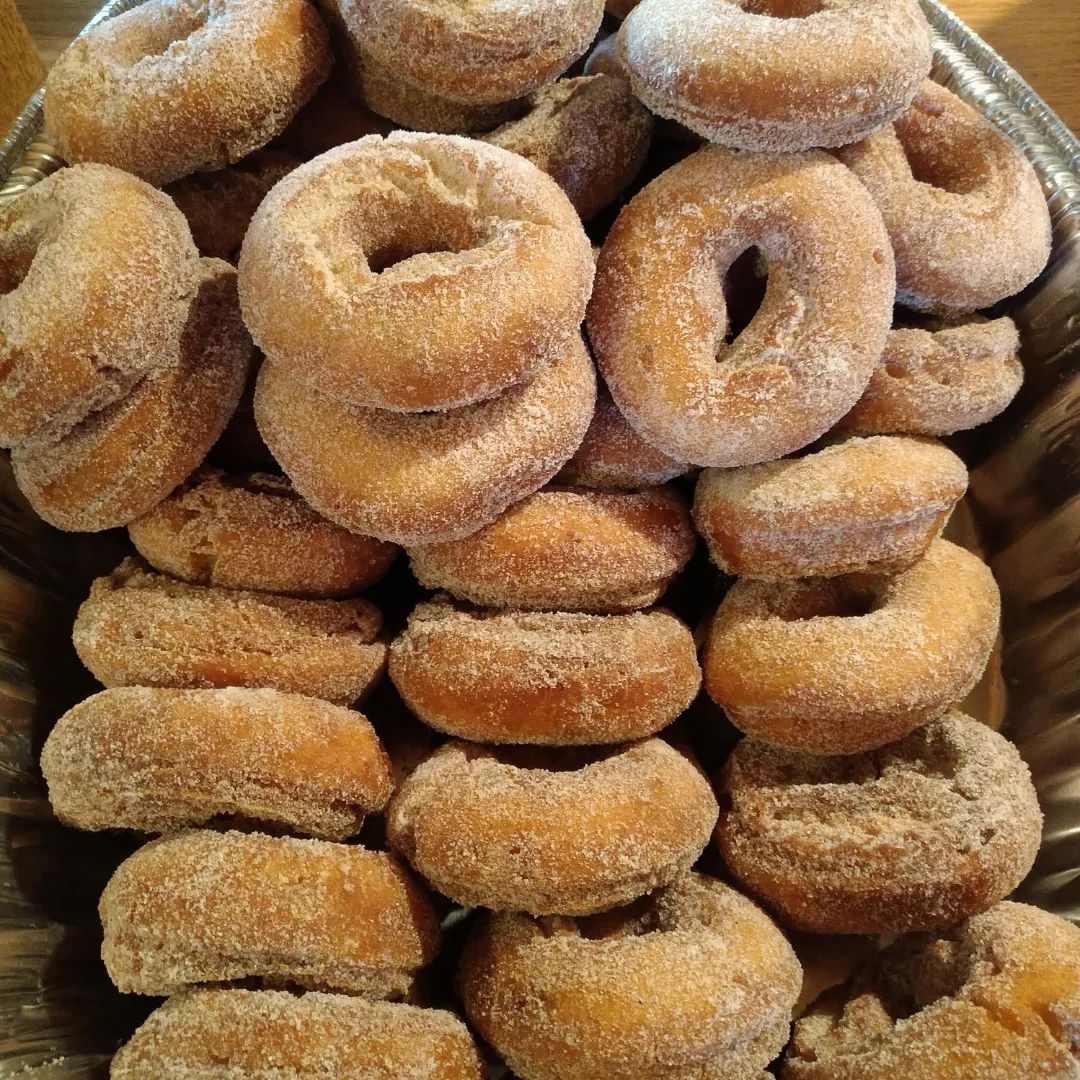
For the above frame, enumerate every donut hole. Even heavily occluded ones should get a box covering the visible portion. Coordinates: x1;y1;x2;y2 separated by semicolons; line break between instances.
896;126;987;196
484;745;614;773
722;247;769;344
109;3;213;66
359;213;486;276
871;935;986;1023
739;0;826;17
770;578;881;622
366;239;461;274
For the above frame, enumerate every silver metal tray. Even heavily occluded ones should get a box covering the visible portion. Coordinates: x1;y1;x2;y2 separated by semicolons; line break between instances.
1;1;1078;1074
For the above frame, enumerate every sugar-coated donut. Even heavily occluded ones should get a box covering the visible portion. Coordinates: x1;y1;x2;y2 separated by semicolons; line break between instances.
0;164;199;449
836;81;1052;311
617;0;931;152
11;259;252;532
41;686;394;840
837;318;1024;436
481;76;653;221
703;539;1001;754
128;469;398;598
100;829;439;997
44;0;332;185
717;711;1042;934
783;902;1080;1080
255;338;595;546
389;598;701;745
693;436;968;580
388;740;718;915
409;486;696;613
458;873;802;1080
112;990;485;1079
587;146;894;467
73;558;387;704
239;133;594;412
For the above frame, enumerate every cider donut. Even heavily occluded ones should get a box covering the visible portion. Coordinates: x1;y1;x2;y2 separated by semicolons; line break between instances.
41;686;394;840
238;133;594;412
0;164;199;449
617;0;931;151
587;146;894;467
693;436;968;580
458;873;802;1080
73;558;387;704
100;829;440;997
703;539;1000;754
717;712;1042;934
783;902;1080;1080
837;318;1024;437
128;469;398;598
254;339;595;547
836;81;1052;311
112;990;485;1079
43;0;332;185
408;486;696;613
11;259;252;532
389;598;701;745
387;739;718;915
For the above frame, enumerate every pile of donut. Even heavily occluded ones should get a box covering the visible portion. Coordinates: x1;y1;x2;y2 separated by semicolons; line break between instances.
3;0;1077;1074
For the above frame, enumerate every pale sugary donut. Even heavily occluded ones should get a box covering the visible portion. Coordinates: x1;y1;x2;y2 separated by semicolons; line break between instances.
389;598;701;745
836;81;1052;311
41;686;394;840
703;539;1001;754
587;146;894;467
44;0;332;185
100;829;440;997
387;740;718;915
458;873;802;1080
239;133;594;412
693;436;968;580
717;712;1042;934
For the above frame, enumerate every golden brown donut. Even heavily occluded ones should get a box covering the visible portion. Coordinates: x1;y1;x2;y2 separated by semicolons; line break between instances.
389;597;701;745
587;146;894;467
458;873;802;1080
717;711;1042;934
11;258;252;532
693;436;968;580
112;990;485;1079
409;486;696;612
783;902;1080;1080
43;0;332;185
128;468;398;598
100;829;440;997
41;686;394;840
254;340;596;546
238;133;594;412
73;558;387;704
836;81;1052;311
0;164;200;448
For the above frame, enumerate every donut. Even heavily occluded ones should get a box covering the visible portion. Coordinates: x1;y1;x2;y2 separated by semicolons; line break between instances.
693;436;969;580
717;711;1042;934
270;74;389;159
128;468;399;598
835;81;1052;311
389;597;701;745
41;686;394;840
480;75;653;221
837;317;1024;436
587;146;894;467
616;0;931;152
0;164;200;449
99;829;440;997
254;340;596;547
238;133;594;412
112;990;485;1079
703;539;1001;754
387;739;717;915
73;558;387;704
11;259;252;532
43;0;332;185
457;872;802;1080
783;902;1080;1080
408;485;696;613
